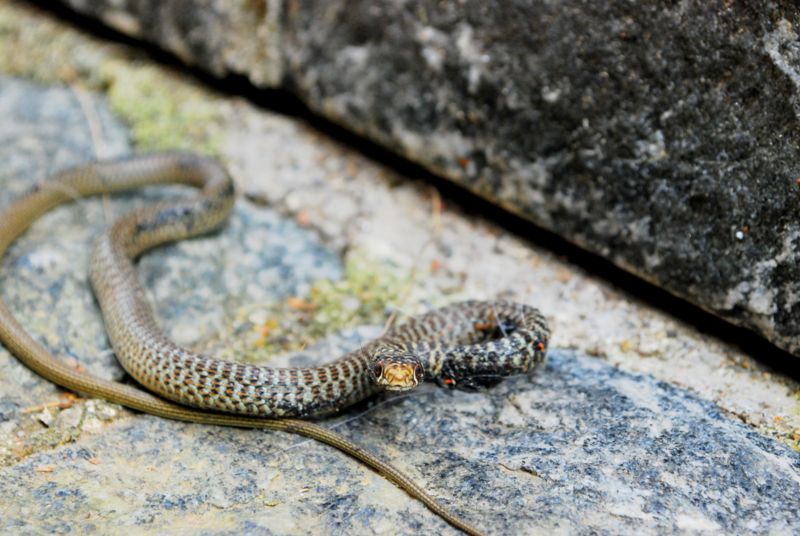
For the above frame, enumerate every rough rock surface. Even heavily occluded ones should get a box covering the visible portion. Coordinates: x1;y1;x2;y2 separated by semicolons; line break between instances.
49;0;800;356
6;346;800;535
2;77;800;535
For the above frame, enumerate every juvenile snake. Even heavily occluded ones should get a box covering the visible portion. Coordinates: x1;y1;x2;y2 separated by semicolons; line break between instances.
0;152;550;535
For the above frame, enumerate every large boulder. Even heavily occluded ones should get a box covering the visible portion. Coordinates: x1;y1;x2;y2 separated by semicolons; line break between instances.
52;0;800;356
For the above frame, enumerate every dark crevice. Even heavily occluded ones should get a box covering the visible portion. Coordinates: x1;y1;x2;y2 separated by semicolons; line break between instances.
22;0;800;379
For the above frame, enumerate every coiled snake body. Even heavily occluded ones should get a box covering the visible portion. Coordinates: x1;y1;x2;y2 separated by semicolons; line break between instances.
0;153;549;535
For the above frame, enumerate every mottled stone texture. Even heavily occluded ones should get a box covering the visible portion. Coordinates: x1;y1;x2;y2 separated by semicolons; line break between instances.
281;2;800;357
6;347;800;534
2;71;800;535
55;0;284;86
50;0;800;357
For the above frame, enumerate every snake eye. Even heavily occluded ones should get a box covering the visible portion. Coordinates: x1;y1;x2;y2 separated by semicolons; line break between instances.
372;362;384;378
414;364;424;381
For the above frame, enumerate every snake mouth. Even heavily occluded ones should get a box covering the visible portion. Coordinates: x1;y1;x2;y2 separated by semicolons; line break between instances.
376;363;419;391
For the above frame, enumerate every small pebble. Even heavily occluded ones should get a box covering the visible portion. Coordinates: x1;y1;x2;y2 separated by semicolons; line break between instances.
35;409;54;428
54;406;83;428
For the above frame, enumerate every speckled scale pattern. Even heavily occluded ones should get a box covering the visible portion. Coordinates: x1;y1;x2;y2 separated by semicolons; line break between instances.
82;153;550;417
382;301;550;389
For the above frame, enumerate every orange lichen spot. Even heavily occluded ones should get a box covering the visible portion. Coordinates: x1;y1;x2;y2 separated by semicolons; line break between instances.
774;415;784;424
537;342;546;352
556;269;573;283
430;259;444;272
430;188;443;214
87;457;102;465
255;318;280;346
35;465;54;473
296;210;312;226
286;297;317;311
443;378;456;386
458;157;470;169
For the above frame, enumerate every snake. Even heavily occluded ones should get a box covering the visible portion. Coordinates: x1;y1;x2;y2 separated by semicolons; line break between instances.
0;152;550;535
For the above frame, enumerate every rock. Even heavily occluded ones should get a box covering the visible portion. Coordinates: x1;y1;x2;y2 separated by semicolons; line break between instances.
4;337;800;533
1;75;799;534
53;406;84;429
51;0;800;356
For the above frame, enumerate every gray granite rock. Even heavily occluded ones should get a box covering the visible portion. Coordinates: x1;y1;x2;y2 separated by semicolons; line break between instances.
1;76;799;534
4;341;800;534
51;0;800;356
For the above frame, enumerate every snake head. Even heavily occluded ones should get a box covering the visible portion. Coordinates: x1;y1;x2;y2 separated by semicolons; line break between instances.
371;353;424;391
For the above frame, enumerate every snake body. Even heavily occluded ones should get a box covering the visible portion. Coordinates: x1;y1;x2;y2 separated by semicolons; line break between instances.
0;152;550;535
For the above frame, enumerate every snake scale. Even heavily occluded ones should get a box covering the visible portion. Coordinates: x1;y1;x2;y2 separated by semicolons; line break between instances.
0;152;550;535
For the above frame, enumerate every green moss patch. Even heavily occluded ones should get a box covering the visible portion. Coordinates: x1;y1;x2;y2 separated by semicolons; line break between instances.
201;251;411;363
0;2;223;154
101;60;223;153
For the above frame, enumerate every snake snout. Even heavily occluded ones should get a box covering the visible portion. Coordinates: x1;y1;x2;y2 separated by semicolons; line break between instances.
372;355;424;391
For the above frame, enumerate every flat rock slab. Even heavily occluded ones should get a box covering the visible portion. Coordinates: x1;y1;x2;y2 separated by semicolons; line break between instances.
3;344;800;534
1;78;799;534
51;0;800;357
